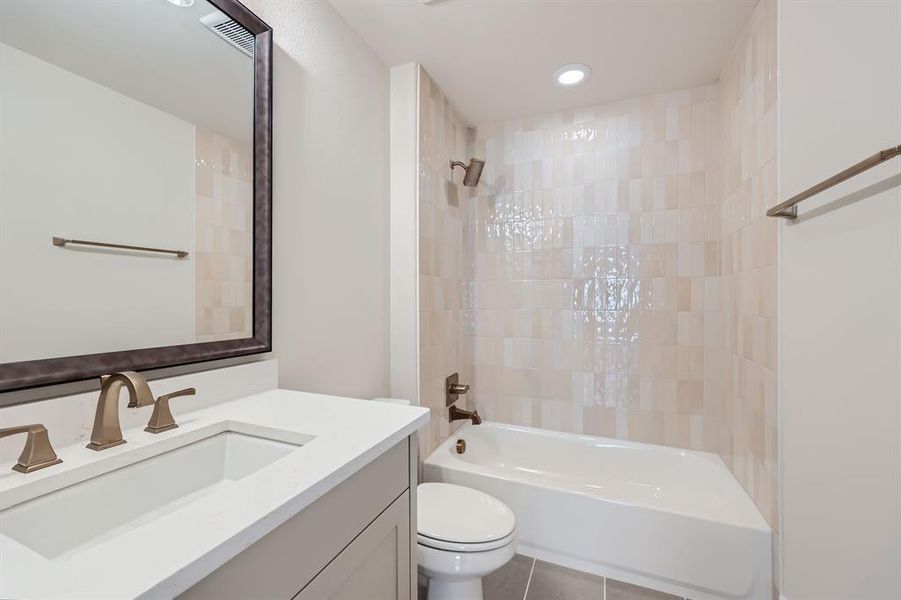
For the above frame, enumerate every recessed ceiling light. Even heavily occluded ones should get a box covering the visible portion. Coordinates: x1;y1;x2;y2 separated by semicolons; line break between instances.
554;64;591;87
166;0;194;6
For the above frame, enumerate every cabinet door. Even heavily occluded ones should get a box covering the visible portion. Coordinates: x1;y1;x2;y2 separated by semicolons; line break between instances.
294;490;411;600
180;440;410;600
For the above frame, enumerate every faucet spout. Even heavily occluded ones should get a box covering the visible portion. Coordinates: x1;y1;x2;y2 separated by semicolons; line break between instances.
87;371;154;450
449;404;482;425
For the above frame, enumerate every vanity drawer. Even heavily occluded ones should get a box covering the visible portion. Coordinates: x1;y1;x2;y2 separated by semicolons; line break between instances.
181;438;410;600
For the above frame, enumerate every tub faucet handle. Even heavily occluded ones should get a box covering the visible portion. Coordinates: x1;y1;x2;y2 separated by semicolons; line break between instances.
446;372;470;406
449;383;470;395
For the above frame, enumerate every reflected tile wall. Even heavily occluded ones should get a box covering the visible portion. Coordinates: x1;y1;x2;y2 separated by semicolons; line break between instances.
471;84;725;453
194;127;254;342
418;68;475;458
718;0;779;531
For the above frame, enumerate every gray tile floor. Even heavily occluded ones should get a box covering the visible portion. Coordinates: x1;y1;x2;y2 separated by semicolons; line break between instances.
418;553;692;600
482;554;687;600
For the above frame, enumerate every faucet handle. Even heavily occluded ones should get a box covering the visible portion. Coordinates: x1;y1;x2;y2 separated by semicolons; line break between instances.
445;372;471;406
0;424;63;473
145;387;195;434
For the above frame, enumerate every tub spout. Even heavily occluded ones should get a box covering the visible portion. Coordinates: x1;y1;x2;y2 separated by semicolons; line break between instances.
449;404;482;425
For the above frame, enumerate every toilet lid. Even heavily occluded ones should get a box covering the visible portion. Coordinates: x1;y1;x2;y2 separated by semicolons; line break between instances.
417;483;515;545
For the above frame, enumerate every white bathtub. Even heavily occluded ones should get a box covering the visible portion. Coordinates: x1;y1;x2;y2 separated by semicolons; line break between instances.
423;422;771;600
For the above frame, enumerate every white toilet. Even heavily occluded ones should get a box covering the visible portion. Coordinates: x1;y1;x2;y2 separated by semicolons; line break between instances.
417;482;517;600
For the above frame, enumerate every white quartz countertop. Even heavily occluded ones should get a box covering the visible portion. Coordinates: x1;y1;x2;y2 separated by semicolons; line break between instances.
0;389;429;599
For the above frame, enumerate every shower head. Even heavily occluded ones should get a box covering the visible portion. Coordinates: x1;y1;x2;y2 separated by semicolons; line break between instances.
463;159;485;186
450;158;485;187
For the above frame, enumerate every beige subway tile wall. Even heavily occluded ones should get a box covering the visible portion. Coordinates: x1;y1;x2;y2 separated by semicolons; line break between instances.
418;69;475;457
470;83;725;453
718;0;778;530
194;126;254;342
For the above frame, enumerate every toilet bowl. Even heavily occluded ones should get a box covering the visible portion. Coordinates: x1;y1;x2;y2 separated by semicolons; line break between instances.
417;482;517;600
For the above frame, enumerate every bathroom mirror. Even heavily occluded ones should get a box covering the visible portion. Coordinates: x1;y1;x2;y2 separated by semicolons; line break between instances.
0;0;272;393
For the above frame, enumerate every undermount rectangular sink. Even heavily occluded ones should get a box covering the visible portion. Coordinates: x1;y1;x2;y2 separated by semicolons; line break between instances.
0;431;303;559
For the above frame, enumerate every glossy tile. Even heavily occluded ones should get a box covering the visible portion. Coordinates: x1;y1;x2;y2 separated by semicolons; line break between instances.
718;0;778;532
471;83;724;455
194;126;253;343
418;68;474;458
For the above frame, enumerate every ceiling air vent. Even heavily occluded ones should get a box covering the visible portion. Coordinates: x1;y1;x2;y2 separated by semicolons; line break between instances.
200;12;254;57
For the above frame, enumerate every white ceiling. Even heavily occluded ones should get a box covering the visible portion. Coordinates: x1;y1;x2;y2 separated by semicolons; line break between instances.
331;0;758;125
0;0;253;142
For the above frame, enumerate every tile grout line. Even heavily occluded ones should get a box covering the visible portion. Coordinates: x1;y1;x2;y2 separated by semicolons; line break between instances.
521;557;536;600
602;576;606;600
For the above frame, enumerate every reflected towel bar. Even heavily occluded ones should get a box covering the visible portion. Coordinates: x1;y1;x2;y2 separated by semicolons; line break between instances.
768;144;901;219
52;236;189;258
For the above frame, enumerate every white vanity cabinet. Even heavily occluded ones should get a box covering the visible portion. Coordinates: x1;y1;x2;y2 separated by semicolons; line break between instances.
181;437;418;600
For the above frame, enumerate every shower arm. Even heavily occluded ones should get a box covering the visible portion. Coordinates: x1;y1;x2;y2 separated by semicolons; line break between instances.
449;160;469;170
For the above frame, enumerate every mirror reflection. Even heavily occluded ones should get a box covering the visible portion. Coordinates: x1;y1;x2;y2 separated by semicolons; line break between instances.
0;0;255;363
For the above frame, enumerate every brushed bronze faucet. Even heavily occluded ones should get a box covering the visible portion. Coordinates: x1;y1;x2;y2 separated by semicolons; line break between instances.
145;387;195;433
0;424;62;473
446;372;480;424
87;371;155;450
449;404;482;425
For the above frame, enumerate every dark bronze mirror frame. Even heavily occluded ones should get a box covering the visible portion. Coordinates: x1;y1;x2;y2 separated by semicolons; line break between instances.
0;0;272;393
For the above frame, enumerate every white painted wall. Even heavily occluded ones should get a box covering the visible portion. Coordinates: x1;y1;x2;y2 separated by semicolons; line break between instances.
0;43;195;363
779;2;901;599
239;1;391;399
389;63;420;403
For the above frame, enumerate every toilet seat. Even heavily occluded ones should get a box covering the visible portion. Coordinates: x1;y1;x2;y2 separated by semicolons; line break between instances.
417;529;516;553
417;483;516;553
